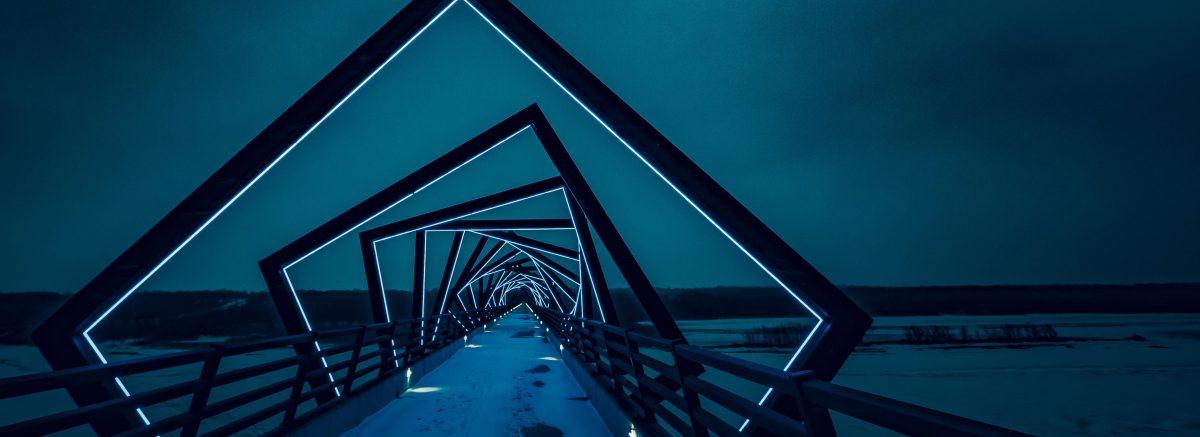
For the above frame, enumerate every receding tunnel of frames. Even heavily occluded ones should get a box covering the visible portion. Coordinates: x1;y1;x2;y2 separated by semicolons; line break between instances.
253;106;681;396
251;105;845;437
53;101;862;436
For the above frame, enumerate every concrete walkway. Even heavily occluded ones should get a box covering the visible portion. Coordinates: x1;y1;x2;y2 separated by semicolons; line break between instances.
342;307;611;437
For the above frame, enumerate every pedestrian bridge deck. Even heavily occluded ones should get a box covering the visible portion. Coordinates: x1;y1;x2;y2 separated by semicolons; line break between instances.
343;311;609;436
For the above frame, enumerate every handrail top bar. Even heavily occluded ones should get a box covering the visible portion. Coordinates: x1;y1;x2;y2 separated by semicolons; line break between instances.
674;343;801;392
626;330;677;351
801;379;1032;436
599;323;627;336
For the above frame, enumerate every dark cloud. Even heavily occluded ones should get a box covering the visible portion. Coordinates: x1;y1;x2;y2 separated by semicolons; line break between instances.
0;1;1196;291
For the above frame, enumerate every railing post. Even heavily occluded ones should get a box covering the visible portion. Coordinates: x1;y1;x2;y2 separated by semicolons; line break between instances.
283;333;317;427
598;323;621;393
421;317;431;353
417;318;428;357
580;329;590;359
382;322;400;375
445;314;457;344
180;344;223;437
439;315;449;347
409;317;424;359
592;324;609;381
623;328;656;424
566;321;580;357
401;319;418;369
428;317;439;349
343;326;367;394
580;323;596;366
670;343;709;437
790;370;836;436
442;315;452;346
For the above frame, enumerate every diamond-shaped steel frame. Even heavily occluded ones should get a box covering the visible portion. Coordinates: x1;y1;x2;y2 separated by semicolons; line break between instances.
358;219;585;346
31;1;871;434
369;218;581;318
261;107;683;400
360;215;586;324
257;106;678;344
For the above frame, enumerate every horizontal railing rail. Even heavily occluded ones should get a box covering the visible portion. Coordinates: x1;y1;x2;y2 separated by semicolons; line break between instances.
0;304;514;437
532;306;1030;437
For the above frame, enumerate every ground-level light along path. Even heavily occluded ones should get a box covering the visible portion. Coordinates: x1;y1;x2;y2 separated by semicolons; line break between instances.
342;306;610;437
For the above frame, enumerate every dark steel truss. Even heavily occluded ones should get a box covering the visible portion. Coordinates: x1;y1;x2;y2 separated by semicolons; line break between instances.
361;218;582;323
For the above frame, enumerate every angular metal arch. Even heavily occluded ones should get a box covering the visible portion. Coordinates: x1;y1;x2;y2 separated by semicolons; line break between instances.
256;106;681;407
261;105;681;346
362;217;584;325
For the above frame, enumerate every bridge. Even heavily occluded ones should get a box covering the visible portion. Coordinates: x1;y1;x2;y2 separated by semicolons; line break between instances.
2;1;1028;435
0;299;1026;436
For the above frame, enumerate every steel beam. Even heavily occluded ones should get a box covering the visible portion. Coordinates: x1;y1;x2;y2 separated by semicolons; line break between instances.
473;230;579;260
430;232;465;336
424;218;572;231
564;190;616;323
474;0;870;380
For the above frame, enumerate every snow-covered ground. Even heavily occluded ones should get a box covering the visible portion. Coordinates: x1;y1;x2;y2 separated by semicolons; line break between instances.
343;308;610;437
674;313;1200;436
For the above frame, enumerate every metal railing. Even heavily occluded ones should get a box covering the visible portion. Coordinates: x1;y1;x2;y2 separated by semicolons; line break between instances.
0;304;513;436
532;307;1030;437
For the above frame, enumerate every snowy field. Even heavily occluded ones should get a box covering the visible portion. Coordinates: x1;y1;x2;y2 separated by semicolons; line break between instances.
2;313;1198;435
672;313;1200;436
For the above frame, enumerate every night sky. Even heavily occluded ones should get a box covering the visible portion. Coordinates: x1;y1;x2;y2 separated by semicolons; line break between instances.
0;1;1197;292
